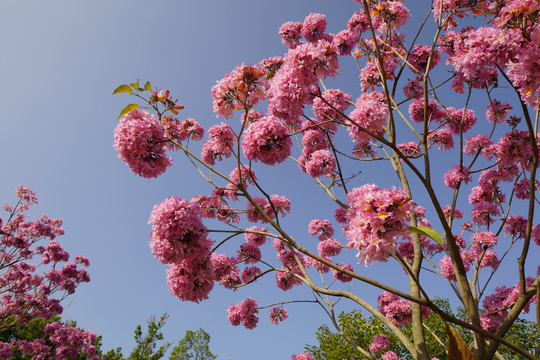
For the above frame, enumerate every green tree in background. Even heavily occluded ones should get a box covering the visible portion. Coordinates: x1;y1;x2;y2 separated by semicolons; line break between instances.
102;314;217;360
169;328;217;360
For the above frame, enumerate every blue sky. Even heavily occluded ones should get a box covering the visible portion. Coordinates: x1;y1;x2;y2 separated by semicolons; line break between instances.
1;1;538;359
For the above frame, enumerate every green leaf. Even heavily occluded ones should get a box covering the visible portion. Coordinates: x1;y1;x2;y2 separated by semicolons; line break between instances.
116;103;140;120
144;81;152;91
130;79;140;91
112;84;133;95
408;226;444;246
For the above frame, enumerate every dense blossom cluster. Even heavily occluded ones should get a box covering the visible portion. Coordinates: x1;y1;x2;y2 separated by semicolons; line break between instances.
149;197;215;302
114;109;171;178
0;187;94;358
342;184;413;265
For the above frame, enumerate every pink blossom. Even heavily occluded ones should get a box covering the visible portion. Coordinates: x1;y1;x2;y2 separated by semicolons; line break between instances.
396;142;422;158
478;250;499;269
201;123;236;165
238;242;261;264
443;107;477;135
269;306;289;325
162;117;204;150
305;149;336;177
371;1;411;33
342;184;413;265
442;205;463;220
443;165;472;189
211;64;267;119
267;42;339;126
360;58;397;91
444;27;520;91
384;299;412;327
276;271;302;291
301;128;328;156
244;226;268;246
241;266;262;284
471;202;501;225
166;256;215;303
397;241;414;260
369;334;391;353
464;134;492;156
149;197;210;265
407;44;440;74
246;195;291;223
427;128;454;150
378;292;400;316
302;13;327;42
304;255;330;273
312;89;352;129
242;116;292;165
486;100;512;124
113;109;171;178
308;219;334;240
503;215;527;239
317;239;342;257
347;95;388;143
408;98;443;123
472;231;497;248
347;10;369;34
331;263;353;282
332;30;359;56
279;22;303;48
227;303;241;326
211;253;238;283
292;353;313;360
532;224;540;246
334;207;348;224
507;28;540;106
382;351;402;360
439;254;470;281
403;77;423;98
228;297;259;329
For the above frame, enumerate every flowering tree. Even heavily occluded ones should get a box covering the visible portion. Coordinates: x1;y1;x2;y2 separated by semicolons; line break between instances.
0;187;97;359
113;1;540;359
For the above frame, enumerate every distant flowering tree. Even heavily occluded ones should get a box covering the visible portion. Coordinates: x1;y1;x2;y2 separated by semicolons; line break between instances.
0;187;96;359
113;1;540;359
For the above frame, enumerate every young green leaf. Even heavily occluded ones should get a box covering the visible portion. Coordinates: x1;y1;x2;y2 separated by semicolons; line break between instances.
116;104;140;120
130;79;140;91
112;84;133;95
408;226;444;246
144;81;152;91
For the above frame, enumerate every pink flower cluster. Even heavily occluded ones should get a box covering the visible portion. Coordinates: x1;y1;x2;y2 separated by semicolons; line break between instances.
369;334;391;353
245;195;291;223
114;109;171;178
0;188;91;328
481;277;537;332
227;297;259;329
378;292;430;328
44;321;98;359
342;184;413;265
442;27;520;92
202;123;236;165
211;64;267;119
267;35;339;126
347;92;389;148
149;197;215;302
268;306;289;325
242;116;292;165
291;353;313;360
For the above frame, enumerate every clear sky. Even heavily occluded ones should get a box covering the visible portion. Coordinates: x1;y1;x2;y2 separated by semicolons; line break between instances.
1;1;538;359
